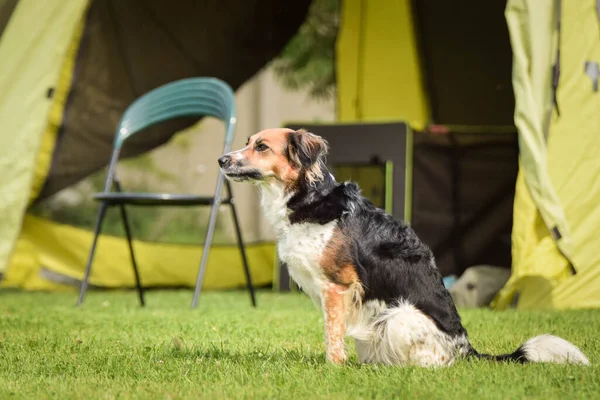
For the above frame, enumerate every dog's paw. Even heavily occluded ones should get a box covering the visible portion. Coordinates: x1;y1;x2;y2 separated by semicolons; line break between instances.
327;352;347;365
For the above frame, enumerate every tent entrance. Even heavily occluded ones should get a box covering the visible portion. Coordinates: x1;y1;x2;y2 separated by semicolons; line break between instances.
412;0;515;128
411;130;519;278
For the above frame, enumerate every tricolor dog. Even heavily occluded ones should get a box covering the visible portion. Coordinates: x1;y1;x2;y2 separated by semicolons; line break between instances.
218;128;589;367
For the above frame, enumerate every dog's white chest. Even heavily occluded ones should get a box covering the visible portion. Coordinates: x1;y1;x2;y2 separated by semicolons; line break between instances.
260;185;336;302
277;221;336;301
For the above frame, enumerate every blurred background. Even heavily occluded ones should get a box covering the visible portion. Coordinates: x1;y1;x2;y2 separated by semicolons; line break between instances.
0;0;599;310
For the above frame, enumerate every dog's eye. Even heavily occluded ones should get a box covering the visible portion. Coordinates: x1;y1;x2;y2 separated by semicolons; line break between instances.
255;143;269;152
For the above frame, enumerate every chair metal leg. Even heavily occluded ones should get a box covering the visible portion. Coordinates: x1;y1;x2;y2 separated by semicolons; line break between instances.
119;204;145;307
192;174;226;309
77;201;108;307
227;184;256;307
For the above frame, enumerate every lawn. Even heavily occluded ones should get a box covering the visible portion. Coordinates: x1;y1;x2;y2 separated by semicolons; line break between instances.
0;290;598;399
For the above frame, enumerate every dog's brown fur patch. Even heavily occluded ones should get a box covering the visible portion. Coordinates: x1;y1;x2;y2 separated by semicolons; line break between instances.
320;227;364;317
320;228;357;286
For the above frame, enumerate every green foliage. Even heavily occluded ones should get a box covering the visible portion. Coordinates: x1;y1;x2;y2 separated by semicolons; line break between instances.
0;290;598;399
272;0;339;100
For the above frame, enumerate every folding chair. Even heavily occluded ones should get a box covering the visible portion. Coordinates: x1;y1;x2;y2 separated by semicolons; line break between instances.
76;77;256;309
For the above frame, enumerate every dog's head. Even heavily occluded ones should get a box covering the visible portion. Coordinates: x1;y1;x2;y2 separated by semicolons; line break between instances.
218;128;329;190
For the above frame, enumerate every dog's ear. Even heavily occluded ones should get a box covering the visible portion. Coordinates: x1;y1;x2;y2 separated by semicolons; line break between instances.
287;129;329;169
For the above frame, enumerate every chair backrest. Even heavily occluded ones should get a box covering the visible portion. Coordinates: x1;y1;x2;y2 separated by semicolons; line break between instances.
104;77;237;191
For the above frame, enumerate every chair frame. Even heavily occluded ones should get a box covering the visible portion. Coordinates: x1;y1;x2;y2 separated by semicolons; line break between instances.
76;77;256;309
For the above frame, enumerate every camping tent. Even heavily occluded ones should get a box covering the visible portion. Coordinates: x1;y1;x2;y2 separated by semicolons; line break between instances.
3;0;600;309
0;0;312;291
335;0;600;309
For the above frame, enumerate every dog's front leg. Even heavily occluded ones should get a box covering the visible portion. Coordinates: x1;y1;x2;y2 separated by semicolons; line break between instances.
322;282;348;365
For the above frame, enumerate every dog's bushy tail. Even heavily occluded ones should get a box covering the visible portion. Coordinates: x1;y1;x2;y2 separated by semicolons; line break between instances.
470;334;590;365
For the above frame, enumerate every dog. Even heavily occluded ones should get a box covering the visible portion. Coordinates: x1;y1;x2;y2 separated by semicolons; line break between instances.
218;127;590;367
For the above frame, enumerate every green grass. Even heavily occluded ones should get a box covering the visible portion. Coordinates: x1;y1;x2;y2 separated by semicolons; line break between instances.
0;290;598;399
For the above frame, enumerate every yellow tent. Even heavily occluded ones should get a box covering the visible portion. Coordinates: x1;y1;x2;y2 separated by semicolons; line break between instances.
494;0;600;309
335;0;600;309
0;0;312;292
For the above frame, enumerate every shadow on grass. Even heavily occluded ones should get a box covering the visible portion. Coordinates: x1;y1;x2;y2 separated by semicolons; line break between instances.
159;334;313;359
158;338;381;369
158;338;373;368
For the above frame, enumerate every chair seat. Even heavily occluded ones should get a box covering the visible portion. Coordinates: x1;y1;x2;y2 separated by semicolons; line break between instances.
93;192;229;206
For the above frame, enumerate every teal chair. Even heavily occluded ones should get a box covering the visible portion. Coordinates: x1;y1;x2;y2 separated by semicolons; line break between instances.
76;77;256;309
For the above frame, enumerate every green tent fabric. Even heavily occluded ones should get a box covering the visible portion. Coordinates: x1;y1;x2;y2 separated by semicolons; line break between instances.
494;0;600;309
505;0;574;265
0;0;88;276
0;0;311;291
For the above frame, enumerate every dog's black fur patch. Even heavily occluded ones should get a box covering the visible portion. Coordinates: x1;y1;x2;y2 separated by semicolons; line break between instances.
285;159;467;338
469;346;528;363
225;170;263;180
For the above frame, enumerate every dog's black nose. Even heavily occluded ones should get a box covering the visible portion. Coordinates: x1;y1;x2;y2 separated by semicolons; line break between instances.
218;155;231;168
